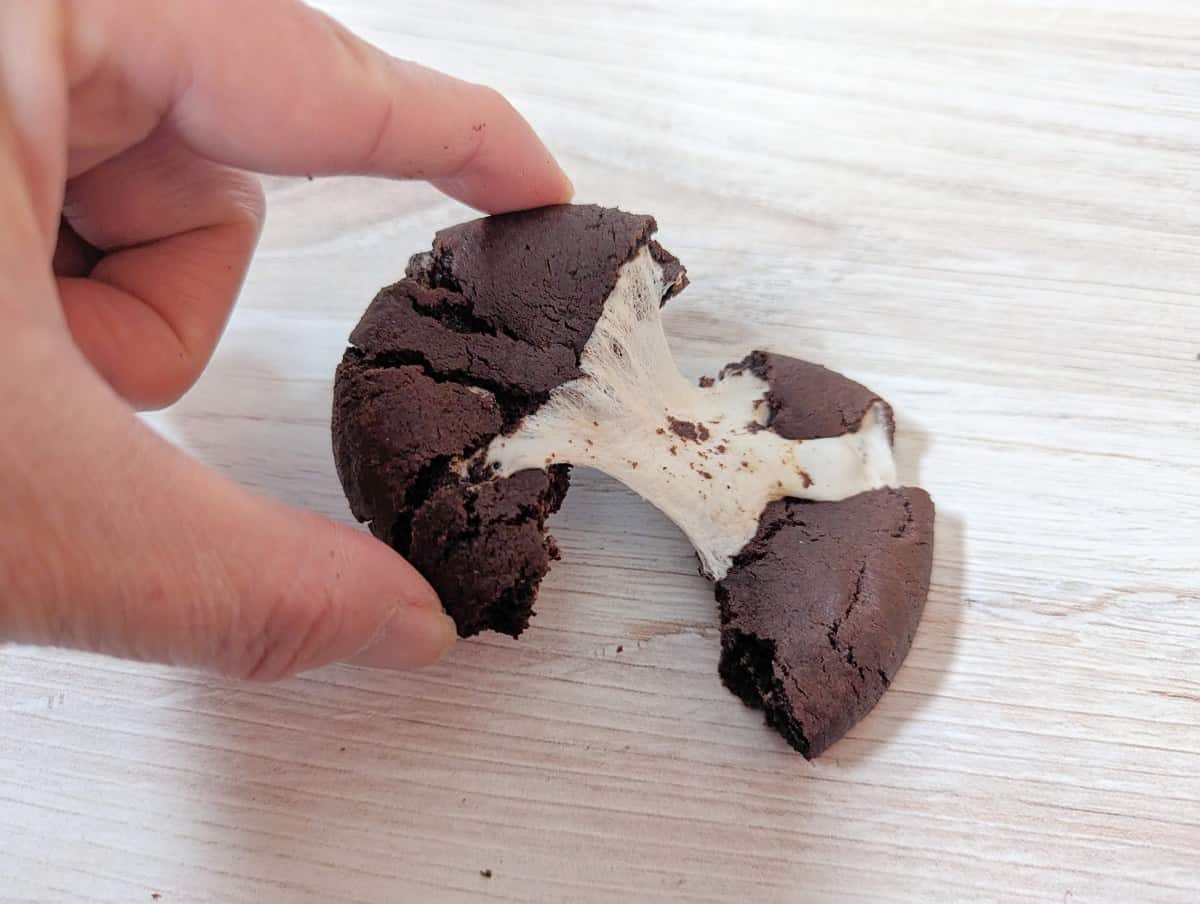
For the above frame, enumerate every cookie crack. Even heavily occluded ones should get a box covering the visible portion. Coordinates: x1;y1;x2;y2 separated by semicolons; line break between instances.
895;493;914;538
728;509;820;570
352;347;545;428
380;453;454;557
412;252;576;350
410;290;504;339
846;562;868;622
826;563;871;685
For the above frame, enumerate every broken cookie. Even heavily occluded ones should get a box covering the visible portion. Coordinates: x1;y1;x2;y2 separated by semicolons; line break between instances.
331;204;934;756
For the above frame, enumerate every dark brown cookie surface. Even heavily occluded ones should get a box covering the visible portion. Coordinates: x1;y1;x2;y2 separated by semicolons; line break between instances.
724;350;892;441
411;204;684;355
332;205;681;636
717;487;934;758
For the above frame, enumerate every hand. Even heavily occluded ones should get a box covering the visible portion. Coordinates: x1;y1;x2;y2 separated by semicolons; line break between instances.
0;0;573;679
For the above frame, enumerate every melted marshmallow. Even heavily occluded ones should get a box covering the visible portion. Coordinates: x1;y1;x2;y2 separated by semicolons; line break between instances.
484;246;896;579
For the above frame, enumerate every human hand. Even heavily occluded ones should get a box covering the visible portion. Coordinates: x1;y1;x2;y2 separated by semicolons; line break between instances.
0;0;572;678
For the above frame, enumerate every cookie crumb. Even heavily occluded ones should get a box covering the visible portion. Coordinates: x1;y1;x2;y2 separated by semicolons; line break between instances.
616;645;624;653
699;375;715;388
480;869;493;879
667;417;710;443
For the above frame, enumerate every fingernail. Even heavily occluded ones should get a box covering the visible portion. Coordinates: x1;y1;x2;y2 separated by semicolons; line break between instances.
352;603;458;671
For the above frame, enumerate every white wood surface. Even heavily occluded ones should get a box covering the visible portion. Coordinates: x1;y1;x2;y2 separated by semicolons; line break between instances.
3;1;1199;901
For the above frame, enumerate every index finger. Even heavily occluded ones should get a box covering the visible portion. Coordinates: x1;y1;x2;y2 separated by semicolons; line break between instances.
70;0;573;213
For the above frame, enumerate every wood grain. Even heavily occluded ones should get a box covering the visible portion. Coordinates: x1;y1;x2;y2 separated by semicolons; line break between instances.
3;1;1199;901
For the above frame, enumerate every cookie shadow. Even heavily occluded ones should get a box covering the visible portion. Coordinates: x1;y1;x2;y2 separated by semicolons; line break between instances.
894;416;932;488
835;506;967;765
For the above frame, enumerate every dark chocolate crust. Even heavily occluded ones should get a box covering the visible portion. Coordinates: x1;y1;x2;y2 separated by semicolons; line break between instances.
724;350;893;442
332;205;683;636
717;488;934;758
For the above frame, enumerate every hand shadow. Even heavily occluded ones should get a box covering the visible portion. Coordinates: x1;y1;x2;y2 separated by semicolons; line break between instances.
173;660;543;899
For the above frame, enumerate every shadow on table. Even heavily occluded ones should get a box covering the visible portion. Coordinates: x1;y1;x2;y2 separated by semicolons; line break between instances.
894;410;931;489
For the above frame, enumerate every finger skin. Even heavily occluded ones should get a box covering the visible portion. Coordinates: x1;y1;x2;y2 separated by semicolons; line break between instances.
41;0;571;406
0;344;456;679
0;1;487;676
62;0;573;211
0;1;67;250
59;127;265;408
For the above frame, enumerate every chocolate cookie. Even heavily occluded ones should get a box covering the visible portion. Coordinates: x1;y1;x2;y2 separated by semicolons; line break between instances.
331;204;936;757
333;205;683;636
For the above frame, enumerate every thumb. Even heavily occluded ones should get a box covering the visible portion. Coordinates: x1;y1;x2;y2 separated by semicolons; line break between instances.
2;356;457;680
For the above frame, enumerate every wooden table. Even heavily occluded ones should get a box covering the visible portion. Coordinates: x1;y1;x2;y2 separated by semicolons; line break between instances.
3;2;1198;901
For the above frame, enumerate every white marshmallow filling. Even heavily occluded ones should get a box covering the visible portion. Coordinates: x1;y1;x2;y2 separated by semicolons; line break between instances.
481;246;897;580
